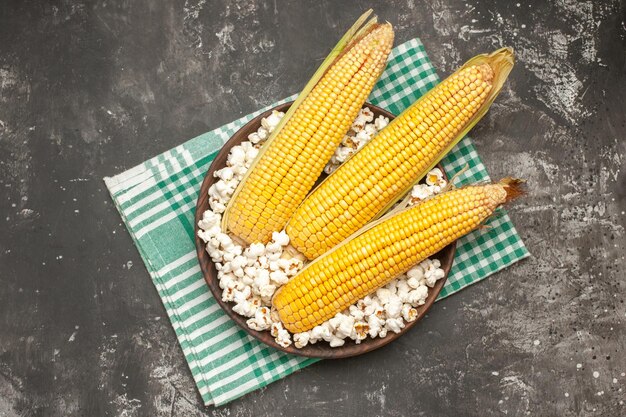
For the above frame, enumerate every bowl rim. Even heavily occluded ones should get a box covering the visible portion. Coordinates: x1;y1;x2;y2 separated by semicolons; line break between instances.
194;101;456;359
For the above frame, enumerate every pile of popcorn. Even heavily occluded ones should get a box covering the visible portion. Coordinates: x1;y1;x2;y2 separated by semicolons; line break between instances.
197;108;448;349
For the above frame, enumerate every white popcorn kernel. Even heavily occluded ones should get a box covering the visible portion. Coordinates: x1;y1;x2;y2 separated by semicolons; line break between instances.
215;167;234;181
269;270;289;285
419;258;433;270
246;243;265;258
209;200;226;213
378;327;388;338
262;111;284;133
424;265;445;287
275;328;292;348
373;305;386;320
227;146;246;167
385;280;398;294
235;286;251;300
270;322;283;338
376;288;392;305
356;298;368;311
425;168;446;187
374;115;389;130
243;266;257;278
363;300;381;317
335;316;355;339
407;286;429;306
410;184;433;203
328;336;346;347
402;304;419;322
364;123;378;137
271;231;290;246
222;287;236;302
349;305;365;321
294;332;310;349
255;255;268;269
248;132;261;144
407;265;425;286
265;242;282;254
311;323;332;342
244;146;258;163
367;314;385;338
360;107;374;122
253;268;270;287
328;313;344;331
386;317;405;334
329;336;346;347
198;210;221;230
221;256;235;268
266;251;281;261
351;117;366;133
353;322;369;343
218;272;236;290
355;129;372;143
230;255;247;271
278;258;302;276
384;294;403;319
268;260;280;271
258;284;276;299
396;280;411;302
233;298;259;317
197;229;212;244
246;307;272;331
256;127;269;141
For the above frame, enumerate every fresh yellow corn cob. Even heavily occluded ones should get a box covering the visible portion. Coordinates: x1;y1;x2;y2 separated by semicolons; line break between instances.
285;48;514;259
222;12;394;245
273;179;524;333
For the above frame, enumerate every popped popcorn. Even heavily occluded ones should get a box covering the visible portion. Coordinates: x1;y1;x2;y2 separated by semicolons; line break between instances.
269;270;288;285
406;286;429;306
367;314;386;338
402;304;419;322
409;173;448;205
261;110;283;132
353;322;370;343
246;307;272;331
293;332;310;349
324;107;389;174
271;322;292;348
198;109;448;348
384;294;403;319
385;317;405;334
272;230;290;246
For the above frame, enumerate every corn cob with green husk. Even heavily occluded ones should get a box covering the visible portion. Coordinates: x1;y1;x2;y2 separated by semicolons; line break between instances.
285;48;515;260
273;179;524;333
222;11;394;245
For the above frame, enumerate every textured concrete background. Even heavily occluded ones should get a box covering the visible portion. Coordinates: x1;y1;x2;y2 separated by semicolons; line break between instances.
1;0;625;416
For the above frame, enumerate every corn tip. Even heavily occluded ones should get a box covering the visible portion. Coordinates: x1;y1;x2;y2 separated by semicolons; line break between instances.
499;177;526;202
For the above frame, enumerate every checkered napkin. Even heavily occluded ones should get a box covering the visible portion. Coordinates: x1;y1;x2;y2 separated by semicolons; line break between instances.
104;38;529;406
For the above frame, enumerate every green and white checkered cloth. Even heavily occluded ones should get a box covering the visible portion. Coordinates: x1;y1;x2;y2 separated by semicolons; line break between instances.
104;38;529;406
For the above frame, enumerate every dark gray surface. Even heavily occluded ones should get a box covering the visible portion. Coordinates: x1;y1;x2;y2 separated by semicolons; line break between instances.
1;0;624;416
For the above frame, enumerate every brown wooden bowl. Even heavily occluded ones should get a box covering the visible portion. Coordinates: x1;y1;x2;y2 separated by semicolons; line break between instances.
194;101;456;359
